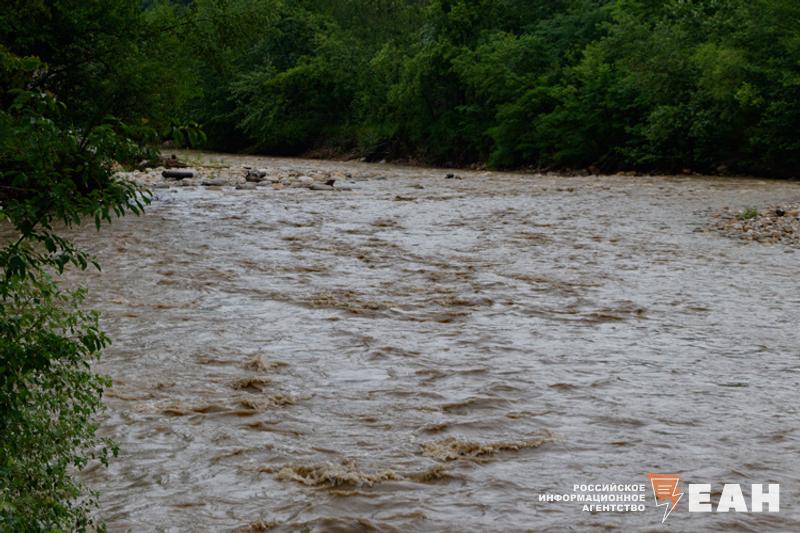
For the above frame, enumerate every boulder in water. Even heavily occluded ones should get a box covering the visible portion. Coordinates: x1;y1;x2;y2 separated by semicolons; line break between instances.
245;169;268;182
162;169;194;180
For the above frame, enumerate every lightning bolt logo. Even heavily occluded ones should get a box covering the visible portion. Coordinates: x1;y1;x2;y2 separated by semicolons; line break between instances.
647;473;683;523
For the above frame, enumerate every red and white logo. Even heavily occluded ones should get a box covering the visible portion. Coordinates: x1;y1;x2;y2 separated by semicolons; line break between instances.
647;473;683;523
646;473;779;523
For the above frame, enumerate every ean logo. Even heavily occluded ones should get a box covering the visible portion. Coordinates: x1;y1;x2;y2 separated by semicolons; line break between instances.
647;473;683;523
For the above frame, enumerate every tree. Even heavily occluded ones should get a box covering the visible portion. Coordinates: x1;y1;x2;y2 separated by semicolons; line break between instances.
0;0;177;528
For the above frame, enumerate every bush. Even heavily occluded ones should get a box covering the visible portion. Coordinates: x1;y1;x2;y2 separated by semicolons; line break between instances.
1;5;155;526
0;278;114;531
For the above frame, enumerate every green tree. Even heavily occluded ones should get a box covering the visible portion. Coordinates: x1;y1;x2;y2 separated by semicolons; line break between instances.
180;0;800;176
0;0;184;527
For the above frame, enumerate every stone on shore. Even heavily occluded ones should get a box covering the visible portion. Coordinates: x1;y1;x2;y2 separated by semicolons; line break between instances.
162;169;195;180
708;204;800;246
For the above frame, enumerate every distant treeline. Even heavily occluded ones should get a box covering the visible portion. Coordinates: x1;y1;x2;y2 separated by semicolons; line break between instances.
17;0;800;176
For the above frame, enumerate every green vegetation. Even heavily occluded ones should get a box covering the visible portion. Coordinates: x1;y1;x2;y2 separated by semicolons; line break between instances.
741;207;760;220
1;1;169;529
152;0;800;176
2;0;799;529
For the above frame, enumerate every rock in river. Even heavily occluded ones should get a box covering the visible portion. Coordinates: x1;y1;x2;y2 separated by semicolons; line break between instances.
245;169;268;182
201;178;228;186
162;169;195;180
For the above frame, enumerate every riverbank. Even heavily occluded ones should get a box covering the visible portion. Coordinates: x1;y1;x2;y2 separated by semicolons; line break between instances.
119;149;800;248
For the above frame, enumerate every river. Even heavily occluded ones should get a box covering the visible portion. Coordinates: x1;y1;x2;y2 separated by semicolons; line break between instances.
74;154;800;531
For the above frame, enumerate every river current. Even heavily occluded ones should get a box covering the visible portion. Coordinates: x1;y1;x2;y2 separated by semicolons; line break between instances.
71;154;799;531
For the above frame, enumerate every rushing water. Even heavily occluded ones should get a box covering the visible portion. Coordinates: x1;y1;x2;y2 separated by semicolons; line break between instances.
71;155;800;531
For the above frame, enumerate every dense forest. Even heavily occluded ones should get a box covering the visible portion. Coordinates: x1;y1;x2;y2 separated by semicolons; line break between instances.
5;1;800;176
158;0;800;176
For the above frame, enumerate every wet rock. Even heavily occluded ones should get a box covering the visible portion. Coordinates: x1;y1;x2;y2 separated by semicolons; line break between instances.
309;183;335;191
245;169;267;182
162;169;195;180
201;178;228;186
236;183;257;191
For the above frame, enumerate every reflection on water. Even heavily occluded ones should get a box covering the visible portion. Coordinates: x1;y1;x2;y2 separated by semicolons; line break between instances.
70;155;800;531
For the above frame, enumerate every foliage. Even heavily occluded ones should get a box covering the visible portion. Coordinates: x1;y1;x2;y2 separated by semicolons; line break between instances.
0;278;113;531
166;0;800;176
740;207;760;220
1;1;162;529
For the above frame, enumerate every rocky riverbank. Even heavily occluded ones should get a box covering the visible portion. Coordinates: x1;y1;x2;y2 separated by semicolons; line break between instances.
708;204;800;246
117;153;800;249
116;154;371;192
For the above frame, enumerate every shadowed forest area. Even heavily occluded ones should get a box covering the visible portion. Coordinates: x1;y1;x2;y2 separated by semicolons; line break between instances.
153;0;800;176
5;1;800;176
173;0;800;175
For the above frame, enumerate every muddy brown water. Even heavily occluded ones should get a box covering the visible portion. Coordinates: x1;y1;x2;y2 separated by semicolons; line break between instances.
63;155;800;531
